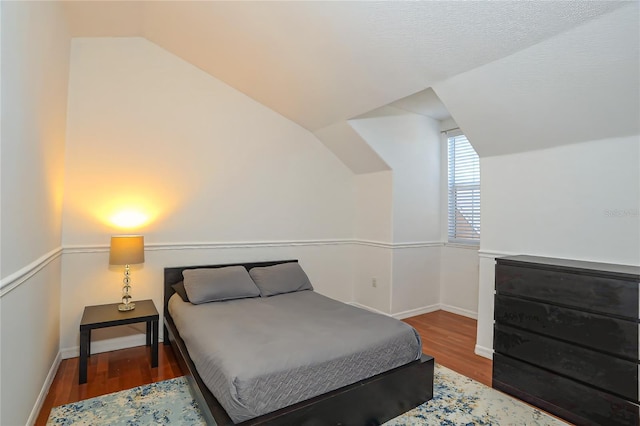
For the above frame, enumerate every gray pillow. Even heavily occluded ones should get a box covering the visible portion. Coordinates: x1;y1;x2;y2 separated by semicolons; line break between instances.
249;262;313;297
182;266;260;304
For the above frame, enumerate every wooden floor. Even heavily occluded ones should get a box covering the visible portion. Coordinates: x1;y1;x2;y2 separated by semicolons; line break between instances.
35;310;490;424
403;310;492;386
34;345;183;425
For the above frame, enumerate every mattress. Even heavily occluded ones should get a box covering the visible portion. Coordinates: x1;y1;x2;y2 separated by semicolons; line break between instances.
168;290;421;423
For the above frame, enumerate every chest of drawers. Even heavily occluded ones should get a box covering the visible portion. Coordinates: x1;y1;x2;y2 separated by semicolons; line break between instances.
492;255;639;426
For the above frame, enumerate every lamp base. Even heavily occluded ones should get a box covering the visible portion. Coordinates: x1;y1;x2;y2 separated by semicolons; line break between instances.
118;302;136;312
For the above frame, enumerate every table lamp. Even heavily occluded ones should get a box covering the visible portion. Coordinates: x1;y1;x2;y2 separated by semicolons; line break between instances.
109;235;145;311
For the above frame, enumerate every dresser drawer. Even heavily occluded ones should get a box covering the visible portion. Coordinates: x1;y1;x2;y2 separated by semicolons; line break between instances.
493;353;640;426
496;264;639;319
494;324;639;402
494;294;639;360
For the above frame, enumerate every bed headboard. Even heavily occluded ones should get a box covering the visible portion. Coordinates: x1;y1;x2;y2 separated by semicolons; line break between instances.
163;259;299;315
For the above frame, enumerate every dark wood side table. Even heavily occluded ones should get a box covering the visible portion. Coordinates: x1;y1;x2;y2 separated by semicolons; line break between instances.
79;299;159;384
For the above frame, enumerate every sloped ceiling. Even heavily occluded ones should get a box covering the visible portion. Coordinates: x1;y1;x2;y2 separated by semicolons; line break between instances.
314;121;390;174
390;89;452;122
434;4;639;157
62;1;638;165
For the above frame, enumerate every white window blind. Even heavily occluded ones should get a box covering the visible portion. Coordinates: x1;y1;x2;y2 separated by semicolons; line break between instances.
448;134;480;243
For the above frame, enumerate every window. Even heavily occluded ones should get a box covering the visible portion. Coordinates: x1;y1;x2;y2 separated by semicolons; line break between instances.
448;134;480;243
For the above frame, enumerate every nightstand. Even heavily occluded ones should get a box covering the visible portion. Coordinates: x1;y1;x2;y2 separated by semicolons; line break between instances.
79;299;159;384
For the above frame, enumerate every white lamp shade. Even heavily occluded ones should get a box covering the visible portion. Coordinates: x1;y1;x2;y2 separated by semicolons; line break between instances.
109;235;145;265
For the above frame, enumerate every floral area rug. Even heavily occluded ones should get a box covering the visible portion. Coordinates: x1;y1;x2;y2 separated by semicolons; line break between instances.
47;364;567;425
47;377;203;425
385;365;567;425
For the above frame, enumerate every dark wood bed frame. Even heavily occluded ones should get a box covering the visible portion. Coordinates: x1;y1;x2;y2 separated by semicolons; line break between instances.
163;259;434;426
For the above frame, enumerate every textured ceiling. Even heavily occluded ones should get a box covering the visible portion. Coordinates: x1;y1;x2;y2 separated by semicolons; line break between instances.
63;1;628;132
434;4;639;157
61;1;638;170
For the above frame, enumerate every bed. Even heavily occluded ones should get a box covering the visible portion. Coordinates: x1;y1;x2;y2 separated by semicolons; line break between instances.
163;260;434;425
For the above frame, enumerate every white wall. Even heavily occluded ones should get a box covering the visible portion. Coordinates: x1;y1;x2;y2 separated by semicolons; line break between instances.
0;1;70;424
60;37;355;354
354;171;393;243
63;38;354;245
348;108;444;316
350;108;441;243
1;2;69;274
481;137;640;260
440;246;478;318
353;244;393;314
352;172;393;312
476;136;640;357
392;247;440;316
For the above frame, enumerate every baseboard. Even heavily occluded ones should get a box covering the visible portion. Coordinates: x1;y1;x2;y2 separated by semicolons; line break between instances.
349;302;473;321
391;304;440;320
348;302;391;316
440;304;478;319
348;302;441;320
61;334;164;359
27;351;62;425
474;344;494;360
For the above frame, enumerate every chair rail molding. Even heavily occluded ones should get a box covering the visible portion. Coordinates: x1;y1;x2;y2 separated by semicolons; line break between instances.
0;247;63;297
478;249;519;259
63;239;445;253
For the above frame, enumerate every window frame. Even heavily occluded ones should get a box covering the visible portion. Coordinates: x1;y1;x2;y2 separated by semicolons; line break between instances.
446;133;480;245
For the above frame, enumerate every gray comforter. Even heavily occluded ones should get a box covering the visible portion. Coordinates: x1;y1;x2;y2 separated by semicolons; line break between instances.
169;290;421;423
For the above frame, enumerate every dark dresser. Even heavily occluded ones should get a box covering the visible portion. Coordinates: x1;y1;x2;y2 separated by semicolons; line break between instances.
493;255;639;426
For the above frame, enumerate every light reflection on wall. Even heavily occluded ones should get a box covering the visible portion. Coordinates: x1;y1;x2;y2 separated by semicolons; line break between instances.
93;193;159;230
89;191;165;231
62;169;193;241
109;210;150;229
